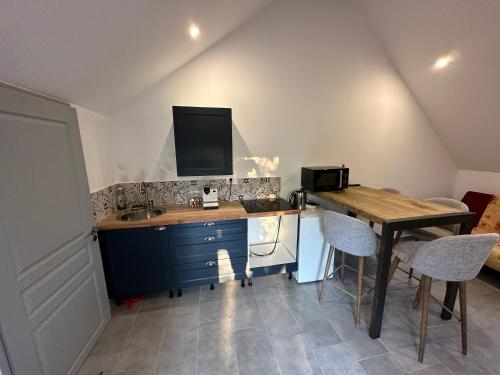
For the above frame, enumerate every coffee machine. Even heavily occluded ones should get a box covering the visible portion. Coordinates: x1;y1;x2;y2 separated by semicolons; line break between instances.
202;185;219;209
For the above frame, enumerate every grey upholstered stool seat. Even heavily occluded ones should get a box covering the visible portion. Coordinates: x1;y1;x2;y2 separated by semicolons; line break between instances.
389;197;469;282
320;211;378;328
404;198;469;241
392;233;499;363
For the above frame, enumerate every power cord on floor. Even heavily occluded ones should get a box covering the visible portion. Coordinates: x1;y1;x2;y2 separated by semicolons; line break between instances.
249;216;282;257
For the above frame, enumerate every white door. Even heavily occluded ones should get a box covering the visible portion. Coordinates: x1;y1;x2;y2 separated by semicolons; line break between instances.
0;84;110;375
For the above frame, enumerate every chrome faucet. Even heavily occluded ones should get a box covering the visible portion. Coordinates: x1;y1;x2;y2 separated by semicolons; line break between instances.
142;182;153;209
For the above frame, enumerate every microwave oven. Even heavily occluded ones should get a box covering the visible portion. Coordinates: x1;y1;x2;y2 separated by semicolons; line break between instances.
301;166;349;192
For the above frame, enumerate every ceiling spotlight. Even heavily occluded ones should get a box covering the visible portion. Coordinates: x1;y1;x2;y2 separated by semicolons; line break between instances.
433;54;454;70
189;24;200;40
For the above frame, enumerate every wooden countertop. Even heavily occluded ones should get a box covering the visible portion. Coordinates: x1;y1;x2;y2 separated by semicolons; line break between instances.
96;201;300;231
313;186;464;224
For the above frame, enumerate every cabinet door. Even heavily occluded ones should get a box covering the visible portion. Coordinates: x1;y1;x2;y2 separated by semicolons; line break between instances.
102;227;167;298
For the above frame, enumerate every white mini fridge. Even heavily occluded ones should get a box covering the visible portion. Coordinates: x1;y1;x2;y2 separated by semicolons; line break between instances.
293;207;334;283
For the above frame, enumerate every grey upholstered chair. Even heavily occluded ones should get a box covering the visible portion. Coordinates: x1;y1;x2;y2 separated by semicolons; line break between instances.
320;211;378;327
392;233;499;363
388;197;469;282
405;198;469;240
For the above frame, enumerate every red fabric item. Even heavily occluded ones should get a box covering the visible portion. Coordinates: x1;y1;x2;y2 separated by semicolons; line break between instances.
461;191;494;227
123;296;143;309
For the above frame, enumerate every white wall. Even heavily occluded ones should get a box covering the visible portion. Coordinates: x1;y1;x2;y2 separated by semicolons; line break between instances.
75;106;114;192
453;170;500;199
102;0;457;197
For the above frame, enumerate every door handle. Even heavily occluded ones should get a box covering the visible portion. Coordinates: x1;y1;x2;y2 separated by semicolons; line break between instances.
203;221;215;226
89;228;98;242
205;261;217;267
154;226;167;231
203;236;216;241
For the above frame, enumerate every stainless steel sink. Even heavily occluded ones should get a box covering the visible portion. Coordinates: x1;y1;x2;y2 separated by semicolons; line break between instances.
117;208;166;222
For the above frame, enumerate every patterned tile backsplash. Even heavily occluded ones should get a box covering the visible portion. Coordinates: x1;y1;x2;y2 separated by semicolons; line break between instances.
90;177;281;224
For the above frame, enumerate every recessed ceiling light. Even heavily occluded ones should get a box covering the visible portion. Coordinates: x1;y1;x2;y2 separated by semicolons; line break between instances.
433;54;454;70
189;24;200;40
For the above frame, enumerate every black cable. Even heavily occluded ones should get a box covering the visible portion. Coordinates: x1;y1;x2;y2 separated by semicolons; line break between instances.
249;216;282;257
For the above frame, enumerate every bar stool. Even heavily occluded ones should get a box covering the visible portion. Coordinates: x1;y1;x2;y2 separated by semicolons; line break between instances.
319;211;378;328
388;197;469;283
392;233;499;362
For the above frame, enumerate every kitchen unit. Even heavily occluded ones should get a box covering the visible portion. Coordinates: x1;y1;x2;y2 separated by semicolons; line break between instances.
97;200;299;303
293;207;334;283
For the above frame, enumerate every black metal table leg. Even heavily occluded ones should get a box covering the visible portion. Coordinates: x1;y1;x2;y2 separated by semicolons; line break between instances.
441;281;459;320
369;222;394;339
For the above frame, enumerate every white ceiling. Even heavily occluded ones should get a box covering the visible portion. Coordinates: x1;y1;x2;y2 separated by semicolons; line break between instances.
1;0;498;172
0;0;273;114
358;0;500;172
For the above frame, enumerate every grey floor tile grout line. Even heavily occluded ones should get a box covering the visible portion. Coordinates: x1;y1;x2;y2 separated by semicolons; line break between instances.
313;277;375;372
254;290;284;375
110;305;139;375
151;301;171;375
253;278;291;375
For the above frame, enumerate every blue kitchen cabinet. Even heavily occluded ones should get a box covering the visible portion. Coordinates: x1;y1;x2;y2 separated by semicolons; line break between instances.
167;219;248;289
98;219;248;302
99;226;172;302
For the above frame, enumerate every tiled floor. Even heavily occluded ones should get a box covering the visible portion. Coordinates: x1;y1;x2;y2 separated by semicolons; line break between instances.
78;266;500;375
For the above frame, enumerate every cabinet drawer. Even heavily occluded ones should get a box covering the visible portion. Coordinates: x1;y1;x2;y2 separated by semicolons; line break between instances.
173;258;247;288
169;235;247;264
168;219;247;239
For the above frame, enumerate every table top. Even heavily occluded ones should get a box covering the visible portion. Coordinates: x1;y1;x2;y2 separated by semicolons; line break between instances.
313;186;466;224
96;200;300;231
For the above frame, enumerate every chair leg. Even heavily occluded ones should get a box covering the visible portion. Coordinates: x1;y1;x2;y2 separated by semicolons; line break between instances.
459;281;468;355
413;278;423;310
369;221;374;228
388;257;401;283
341;251;346;283
418;275;432;363
393;231;402;246
319;245;334;301
356;256;365;328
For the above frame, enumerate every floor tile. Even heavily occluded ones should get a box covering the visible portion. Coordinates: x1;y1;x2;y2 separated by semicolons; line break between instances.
197;337;238;375
272;333;324;374
234;327;281;375
77;354;116;375
359;353;407;375
342;329;388;360
89;315;134;357
426;338;495;375
313;343;367;375
80;270;499;375
389;343;441;373
409;365;453;375
155;336;197;375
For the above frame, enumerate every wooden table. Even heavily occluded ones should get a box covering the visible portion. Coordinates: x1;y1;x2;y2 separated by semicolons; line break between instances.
312;186;475;339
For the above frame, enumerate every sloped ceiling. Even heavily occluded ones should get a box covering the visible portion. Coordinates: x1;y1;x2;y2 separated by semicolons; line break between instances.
358;0;500;172
0;0;273;114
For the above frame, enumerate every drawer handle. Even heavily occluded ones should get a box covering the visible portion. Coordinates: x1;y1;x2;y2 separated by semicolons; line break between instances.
203;221;215;226
203;236;216;241
154;226;167;231
205;261;217;267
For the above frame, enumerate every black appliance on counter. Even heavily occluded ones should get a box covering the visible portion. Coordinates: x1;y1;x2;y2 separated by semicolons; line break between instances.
301;166;349;192
241;198;293;214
